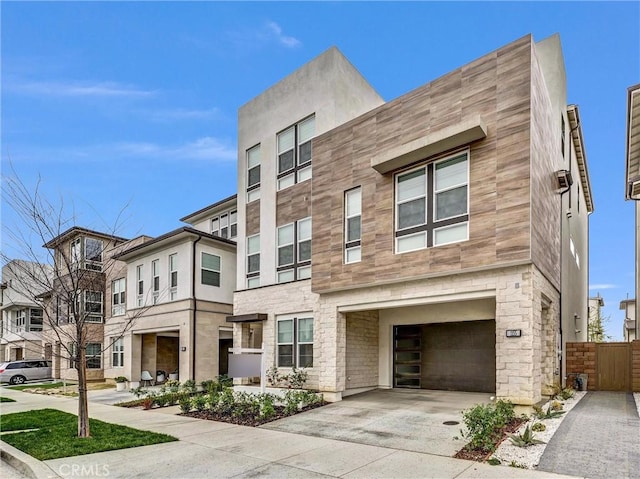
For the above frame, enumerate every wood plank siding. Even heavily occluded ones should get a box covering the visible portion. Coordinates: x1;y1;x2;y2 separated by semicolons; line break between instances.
311;35;552;293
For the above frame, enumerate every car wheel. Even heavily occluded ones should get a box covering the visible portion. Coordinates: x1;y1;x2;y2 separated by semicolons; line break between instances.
10;375;26;385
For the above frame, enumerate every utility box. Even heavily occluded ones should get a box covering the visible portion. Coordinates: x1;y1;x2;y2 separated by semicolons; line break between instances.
577;373;588;391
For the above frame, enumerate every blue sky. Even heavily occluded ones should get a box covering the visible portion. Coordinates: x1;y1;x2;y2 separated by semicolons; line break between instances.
1;2;638;339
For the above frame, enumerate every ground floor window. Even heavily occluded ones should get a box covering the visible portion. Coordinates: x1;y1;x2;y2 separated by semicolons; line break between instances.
112;338;124;367
86;343;102;369
277;315;313;367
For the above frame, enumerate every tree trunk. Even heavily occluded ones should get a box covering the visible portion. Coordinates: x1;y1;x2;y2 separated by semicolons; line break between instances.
77;346;91;438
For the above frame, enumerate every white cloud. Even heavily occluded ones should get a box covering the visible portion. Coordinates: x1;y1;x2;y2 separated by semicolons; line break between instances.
589;284;618;290
6;80;156;98
265;21;302;48
143;107;224;123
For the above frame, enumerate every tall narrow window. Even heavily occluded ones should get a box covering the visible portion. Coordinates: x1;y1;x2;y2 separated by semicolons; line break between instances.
136;265;144;307
277;115;315;190
247;234;260;289
85;291;103;323
112;278;126;316
345;187;362;263
277;316;314;368
395;151;469;253
84;238;103;271
201;252;221;287
230;211;238;239
112;338;124;367
247;145;261;203
169;254;178;300
561;115;566;159
152;259;160;304
297;218;311;279
29;309;43;332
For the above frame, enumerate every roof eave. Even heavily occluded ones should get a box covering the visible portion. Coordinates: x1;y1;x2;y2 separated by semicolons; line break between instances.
567;105;594;213
625;84;640;200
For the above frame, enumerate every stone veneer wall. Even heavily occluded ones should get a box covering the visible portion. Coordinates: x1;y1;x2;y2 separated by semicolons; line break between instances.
345;310;379;390
565;342;597;390
235;263;560;405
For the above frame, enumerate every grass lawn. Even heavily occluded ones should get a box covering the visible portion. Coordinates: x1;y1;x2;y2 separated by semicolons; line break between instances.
0;409;177;460
7;381;67;391
0;396;16;402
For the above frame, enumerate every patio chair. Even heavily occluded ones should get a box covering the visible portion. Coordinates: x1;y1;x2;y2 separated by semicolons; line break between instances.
141;370;154;387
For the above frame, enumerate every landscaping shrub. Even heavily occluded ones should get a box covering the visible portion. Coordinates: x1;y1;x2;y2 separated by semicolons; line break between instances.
460;400;516;453
178;395;192;413
182;379;197;394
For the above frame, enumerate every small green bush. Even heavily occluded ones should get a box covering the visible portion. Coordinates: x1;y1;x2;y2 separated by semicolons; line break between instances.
460;400;515;453
178;395;192;413
182;379;197;393
560;388;575;400
192;394;207;412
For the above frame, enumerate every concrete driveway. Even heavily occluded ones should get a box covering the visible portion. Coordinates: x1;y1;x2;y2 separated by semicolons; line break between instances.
261;388;492;456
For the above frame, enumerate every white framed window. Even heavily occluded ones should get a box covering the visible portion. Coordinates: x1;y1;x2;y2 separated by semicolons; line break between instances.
201;252;221;287
86;343;102;369
112;278;126;316
277;115;315;190
29;308;43;332
247;234;260;288
277;315;313;368
15;309;26;332
345;187;362;263
395;151;469;253
247;145;261;203
70;236;103;271
112;338;124;368
152;259;160;304
136;265;144;307
169;254;178;300
277;218;311;283
85;291;103;323
211;210;238;240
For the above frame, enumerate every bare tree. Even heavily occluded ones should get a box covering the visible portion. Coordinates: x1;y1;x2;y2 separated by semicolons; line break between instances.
1;170;146;438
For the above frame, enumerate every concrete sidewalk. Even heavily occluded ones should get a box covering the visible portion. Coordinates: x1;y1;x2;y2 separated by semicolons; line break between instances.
1;387;583;479
537;391;640;479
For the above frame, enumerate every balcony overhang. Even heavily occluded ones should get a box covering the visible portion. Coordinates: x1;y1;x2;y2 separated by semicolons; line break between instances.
226;313;268;323
626;84;640;200
370;115;487;174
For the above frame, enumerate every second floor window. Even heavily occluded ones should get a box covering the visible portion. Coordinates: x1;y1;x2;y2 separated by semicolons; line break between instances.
29;308;43;331
277;115;315;190
136;265;144;307
395;151;469;253
246;234;260;289
345;187;362;264
152;259;160;304
277;218;311;283
201;252;221;287
84;291;103;323
112;278;126;316
169;254;178;300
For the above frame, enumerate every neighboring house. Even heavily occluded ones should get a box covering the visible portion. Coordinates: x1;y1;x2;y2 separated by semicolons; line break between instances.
230;34;593;406
625;83;640;342
111;197;237;384
588;294;605;342
620;298;637;342
0;260;52;361
42;227;130;381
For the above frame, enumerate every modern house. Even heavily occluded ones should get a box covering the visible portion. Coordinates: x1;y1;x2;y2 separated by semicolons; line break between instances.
230;34;593;406
42;227;130;381
112;199;237;383
0;261;51;361
620;298;637;342
625;83;640;342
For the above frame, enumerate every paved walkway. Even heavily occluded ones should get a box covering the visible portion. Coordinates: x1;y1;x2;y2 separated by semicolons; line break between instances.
537;392;640;479
0;387;582;479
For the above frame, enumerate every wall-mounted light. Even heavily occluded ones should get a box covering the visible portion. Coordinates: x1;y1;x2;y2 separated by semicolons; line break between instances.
181;346;186;352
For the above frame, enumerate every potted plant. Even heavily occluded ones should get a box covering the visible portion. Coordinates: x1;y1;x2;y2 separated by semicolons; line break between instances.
169;370;179;381
115;376;128;392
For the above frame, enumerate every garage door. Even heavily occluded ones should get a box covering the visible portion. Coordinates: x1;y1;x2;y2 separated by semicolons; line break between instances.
394;320;496;393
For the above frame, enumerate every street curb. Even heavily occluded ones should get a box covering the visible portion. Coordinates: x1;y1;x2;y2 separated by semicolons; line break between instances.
1;440;61;479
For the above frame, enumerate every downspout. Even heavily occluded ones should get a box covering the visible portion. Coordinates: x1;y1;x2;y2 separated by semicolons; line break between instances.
191;234;203;381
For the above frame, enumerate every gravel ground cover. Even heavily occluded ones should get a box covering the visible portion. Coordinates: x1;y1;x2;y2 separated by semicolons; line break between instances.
490;391;586;469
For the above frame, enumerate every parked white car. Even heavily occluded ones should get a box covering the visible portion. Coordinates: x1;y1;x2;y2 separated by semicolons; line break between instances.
0;360;52;385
